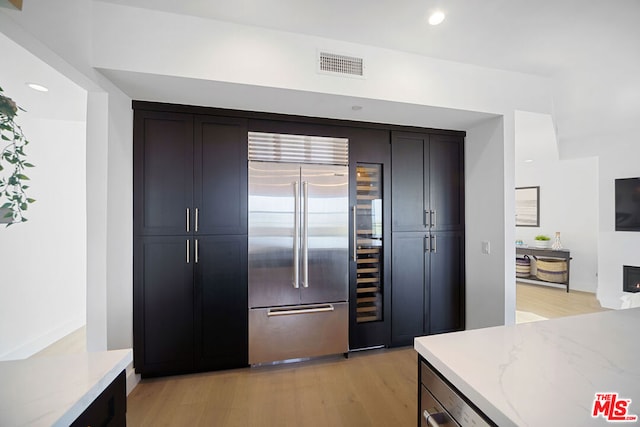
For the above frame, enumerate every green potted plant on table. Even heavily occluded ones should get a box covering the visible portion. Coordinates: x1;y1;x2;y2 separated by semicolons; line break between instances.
534;234;551;249
0;86;35;226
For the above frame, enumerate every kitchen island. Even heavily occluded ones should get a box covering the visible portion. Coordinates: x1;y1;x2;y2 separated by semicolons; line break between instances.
0;349;132;426
415;308;640;426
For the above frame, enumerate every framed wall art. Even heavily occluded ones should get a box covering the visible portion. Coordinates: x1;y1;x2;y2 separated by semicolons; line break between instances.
515;186;540;227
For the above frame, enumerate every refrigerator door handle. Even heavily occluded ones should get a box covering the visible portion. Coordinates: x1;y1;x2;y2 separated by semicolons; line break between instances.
267;304;334;316
302;181;309;288
293;181;300;288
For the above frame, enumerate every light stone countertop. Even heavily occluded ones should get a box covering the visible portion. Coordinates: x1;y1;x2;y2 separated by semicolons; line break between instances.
0;349;132;426
415;308;640;427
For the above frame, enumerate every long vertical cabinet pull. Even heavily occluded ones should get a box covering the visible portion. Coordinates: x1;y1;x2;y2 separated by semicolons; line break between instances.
195;239;199;263
302;181;309;288
195;208;199;233
432;235;437;253
186;240;190;264
186;208;190;232
293;182;300;289
352;206;357;261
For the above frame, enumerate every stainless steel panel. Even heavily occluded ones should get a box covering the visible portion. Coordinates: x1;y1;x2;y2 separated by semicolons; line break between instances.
300;164;349;304
248;132;349;165
248;161;301;307
249;302;348;364
421;361;492;427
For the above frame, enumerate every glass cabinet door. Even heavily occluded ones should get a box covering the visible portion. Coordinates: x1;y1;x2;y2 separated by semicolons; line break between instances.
355;164;383;323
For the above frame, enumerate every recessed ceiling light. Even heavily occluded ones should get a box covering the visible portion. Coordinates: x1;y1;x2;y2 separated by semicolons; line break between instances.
428;11;445;26
524;159;534;163
26;82;49;92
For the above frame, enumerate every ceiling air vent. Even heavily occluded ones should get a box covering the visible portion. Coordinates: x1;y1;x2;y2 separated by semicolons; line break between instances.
318;51;365;78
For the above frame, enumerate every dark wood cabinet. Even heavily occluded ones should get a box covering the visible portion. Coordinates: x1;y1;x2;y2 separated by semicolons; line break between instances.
195;235;248;371
194;116;248;235
134;236;194;376
390;131;464;346
391;132;464;232
134;111;247;237
348;128;391;350
134;111;194;236
133;107;248;377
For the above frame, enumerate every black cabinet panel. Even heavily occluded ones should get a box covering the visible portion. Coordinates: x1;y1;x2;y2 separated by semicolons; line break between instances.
429;135;464;232
195;116;248;235
134;236;194;375
429;231;464;334
196;235;248;370
391;232;428;346
134;111;194;236
391;133;427;232
71;371;126;427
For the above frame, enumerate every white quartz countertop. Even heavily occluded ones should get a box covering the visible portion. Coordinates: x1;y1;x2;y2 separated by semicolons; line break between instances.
415;309;640;427
0;349;132;427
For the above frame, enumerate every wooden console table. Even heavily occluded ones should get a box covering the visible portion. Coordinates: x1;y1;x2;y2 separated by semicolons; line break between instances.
516;247;571;292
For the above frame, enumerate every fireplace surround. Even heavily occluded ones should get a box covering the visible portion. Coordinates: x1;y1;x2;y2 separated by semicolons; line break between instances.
623;265;640;293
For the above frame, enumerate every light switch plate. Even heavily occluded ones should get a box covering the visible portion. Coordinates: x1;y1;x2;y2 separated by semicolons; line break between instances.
482;241;491;254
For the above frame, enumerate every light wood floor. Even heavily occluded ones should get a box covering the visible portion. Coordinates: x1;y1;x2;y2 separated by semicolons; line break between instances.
126;347;417;427
516;282;609;319
30;283;607;425
127;283;609;426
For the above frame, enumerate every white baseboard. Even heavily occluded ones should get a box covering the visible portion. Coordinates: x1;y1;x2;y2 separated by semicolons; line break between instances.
0;317;85;361
125;361;140;395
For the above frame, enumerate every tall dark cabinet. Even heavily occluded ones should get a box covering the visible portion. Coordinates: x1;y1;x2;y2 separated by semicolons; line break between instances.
390;131;465;346
133;106;248;377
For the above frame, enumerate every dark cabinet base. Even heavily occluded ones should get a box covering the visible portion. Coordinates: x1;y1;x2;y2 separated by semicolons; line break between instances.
71;371;126;427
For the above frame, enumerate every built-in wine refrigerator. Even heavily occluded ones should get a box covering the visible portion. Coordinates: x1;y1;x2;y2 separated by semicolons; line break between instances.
349;129;390;350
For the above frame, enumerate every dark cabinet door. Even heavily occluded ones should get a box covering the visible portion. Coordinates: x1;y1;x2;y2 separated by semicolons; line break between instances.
134;236;194;376
194;116;248;235
391;133;427;232
195;235;248;371
134;111;194;236
427;231;464;335
391;232;428;346
429;135;464;232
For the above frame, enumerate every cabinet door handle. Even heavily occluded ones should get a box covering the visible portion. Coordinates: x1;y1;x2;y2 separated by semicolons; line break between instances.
195;208;199;233
432;210;437;228
424;209;429;227
432;235;437;253
186;208;190;232
186;239;190;264
424;235;430;253
195;239;199;264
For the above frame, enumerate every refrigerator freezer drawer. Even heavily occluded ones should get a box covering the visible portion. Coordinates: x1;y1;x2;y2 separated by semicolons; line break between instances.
249;302;348;365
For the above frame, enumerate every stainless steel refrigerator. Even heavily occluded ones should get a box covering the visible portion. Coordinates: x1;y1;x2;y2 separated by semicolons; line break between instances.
248;132;349;364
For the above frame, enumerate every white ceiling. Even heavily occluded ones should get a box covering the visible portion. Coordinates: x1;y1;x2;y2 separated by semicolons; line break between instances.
97;0;640;77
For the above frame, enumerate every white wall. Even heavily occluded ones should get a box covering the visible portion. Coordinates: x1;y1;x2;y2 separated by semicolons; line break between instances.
465;116;517;328
0;117;87;360
515;111;599;293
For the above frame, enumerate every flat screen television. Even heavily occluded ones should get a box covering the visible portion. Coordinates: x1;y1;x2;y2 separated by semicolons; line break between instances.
615;177;640;231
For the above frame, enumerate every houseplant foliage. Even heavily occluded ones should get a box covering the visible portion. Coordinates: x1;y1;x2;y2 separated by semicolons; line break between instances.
0;86;35;225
